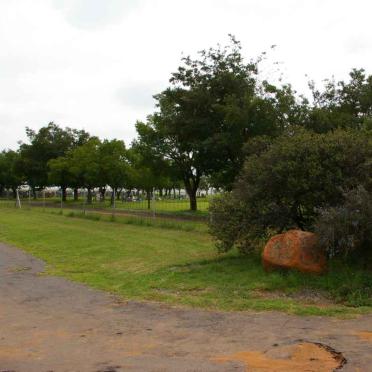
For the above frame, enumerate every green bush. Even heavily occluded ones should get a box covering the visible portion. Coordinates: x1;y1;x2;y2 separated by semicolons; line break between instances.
209;129;372;254
208;193;264;254
315;187;372;263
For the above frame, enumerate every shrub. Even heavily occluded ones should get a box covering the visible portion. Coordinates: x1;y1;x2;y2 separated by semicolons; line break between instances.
209;193;264;254
315;187;372;263
209;129;372;254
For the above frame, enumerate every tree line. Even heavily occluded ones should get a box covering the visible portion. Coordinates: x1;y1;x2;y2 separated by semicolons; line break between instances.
1;36;372;211
0;124;183;207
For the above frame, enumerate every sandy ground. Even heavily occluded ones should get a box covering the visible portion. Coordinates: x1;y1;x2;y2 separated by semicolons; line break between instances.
0;242;371;372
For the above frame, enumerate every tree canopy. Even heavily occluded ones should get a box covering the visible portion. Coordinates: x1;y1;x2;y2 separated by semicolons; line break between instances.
136;37;303;209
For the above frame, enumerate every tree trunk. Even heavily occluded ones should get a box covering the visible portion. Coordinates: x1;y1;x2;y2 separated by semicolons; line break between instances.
73;188;79;201
87;188;92;204
125;189;131;200
184;174;200;211
99;187;106;202
32;186;37;200
147;189;151;210
110;188;115;206
62;186;67;202
189;191;197;211
11;187;17;199
116;188;122;200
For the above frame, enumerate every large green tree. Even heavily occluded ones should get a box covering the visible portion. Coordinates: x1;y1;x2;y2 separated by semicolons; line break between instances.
136;38;302;210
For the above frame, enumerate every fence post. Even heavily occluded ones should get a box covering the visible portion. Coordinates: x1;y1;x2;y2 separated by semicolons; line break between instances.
16;189;21;209
112;188;116;219
152;188;156;219
83;188;86;215
113;188;116;209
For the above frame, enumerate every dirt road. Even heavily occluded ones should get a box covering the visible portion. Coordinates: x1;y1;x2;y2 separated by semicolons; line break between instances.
0;243;371;371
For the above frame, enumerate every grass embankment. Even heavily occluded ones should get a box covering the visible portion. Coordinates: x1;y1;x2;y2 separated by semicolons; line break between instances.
0;208;370;316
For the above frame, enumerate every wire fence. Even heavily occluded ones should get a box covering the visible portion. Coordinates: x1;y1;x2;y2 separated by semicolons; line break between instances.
0;188;215;230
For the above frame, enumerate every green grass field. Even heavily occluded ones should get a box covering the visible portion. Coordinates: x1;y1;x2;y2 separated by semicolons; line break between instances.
0;208;371;316
1;196;210;217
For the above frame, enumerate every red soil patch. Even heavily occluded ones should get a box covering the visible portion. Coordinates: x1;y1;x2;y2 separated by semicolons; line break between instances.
213;342;345;371
355;331;372;341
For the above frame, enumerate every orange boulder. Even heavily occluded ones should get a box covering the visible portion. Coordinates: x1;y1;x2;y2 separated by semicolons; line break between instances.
262;230;326;274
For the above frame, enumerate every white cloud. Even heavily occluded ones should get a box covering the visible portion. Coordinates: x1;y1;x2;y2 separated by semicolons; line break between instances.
52;0;142;29
0;0;371;149
116;80;164;109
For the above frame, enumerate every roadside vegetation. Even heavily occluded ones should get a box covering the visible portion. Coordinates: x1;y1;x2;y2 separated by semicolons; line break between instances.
0;208;370;316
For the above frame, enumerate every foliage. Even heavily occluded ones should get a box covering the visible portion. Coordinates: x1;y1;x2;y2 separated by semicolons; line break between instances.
18;122;90;195
315;187;372;262
48;138;130;203
98;139;128;189
0;150;23;196
209;129;372;253
67;138;101;203
208;193;263;254
306;69;372;132
127;141;173;191
136;37;302;210
48;156;75;199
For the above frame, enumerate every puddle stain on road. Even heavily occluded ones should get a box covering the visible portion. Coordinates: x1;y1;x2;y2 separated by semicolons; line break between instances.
213;342;346;372
355;331;372;342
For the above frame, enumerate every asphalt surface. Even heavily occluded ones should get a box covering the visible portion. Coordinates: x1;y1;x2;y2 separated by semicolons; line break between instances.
0;243;371;371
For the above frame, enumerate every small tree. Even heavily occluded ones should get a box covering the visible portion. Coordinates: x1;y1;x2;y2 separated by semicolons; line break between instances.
48;156;75;201
18;123;90;198
127;143;169;209
98;139;129;205
0;150;24;198
69;138;101;204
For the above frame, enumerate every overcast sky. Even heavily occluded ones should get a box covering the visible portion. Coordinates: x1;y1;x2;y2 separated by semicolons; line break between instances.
1;0;372;149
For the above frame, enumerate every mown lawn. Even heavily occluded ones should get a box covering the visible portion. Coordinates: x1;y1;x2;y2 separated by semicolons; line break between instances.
0;208;370;316
0;196;211;215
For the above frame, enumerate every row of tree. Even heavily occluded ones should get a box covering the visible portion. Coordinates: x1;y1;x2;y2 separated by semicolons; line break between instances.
0;123;183;206
1;36;372;210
